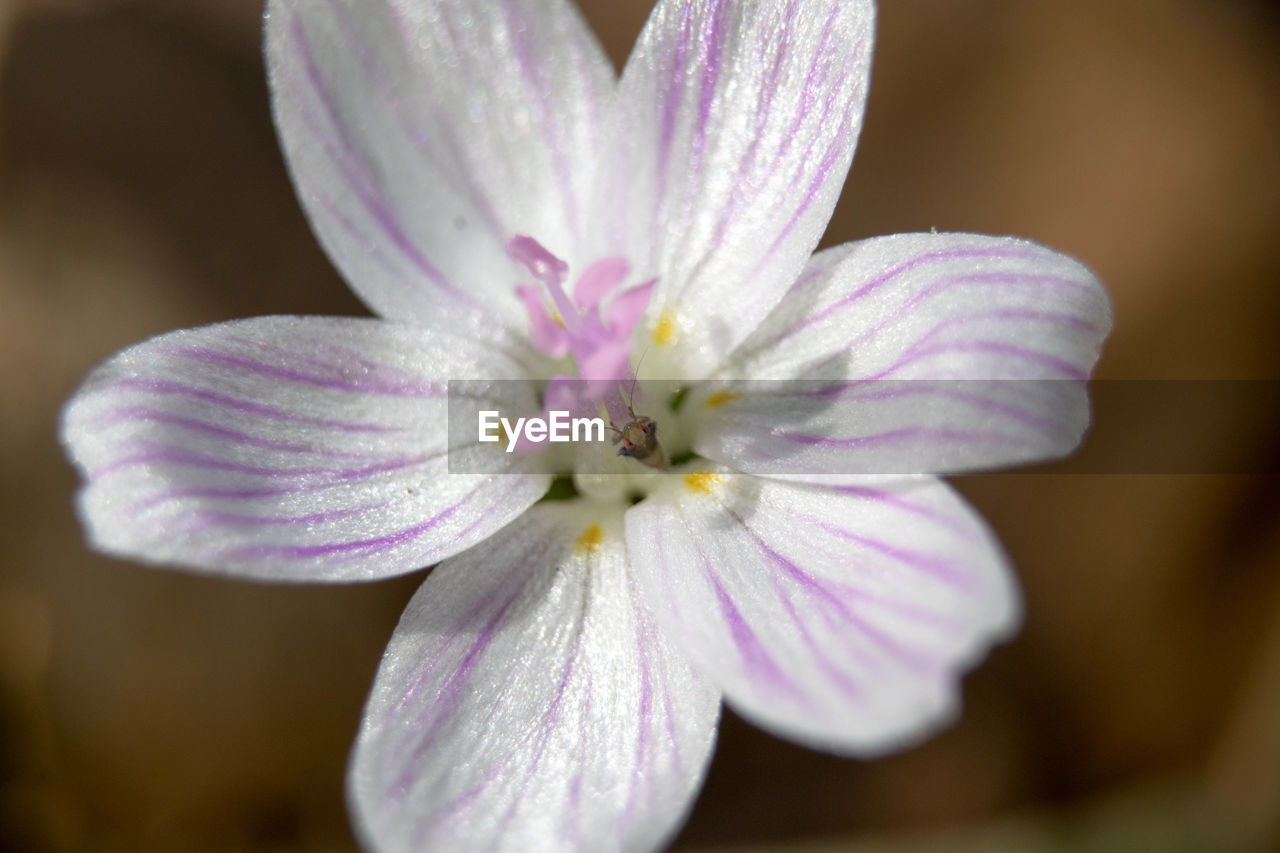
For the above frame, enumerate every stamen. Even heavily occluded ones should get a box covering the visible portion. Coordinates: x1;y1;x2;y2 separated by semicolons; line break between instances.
652;311;677;346
704;389;742;409
573;258;630;311
508;235;569;290
509;236;576;331
515;285;569;357
509;235;660;428
575;524;605;554
684;472;722;494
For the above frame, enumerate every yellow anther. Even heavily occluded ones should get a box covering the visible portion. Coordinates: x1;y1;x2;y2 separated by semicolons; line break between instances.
652;311;676;346
575;524;605;555
683;472;722;495
703;389;741;409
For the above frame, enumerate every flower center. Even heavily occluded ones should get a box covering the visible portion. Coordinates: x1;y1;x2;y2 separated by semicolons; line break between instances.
508;236;688;485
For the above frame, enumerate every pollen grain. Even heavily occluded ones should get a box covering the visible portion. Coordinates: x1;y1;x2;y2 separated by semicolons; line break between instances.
652;311;677;346
575;524;605;555
683;472;722;495
704;389;741;409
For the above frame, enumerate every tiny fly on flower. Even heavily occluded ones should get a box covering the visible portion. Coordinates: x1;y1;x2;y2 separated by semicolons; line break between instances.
609;357;668;469
613;413;666;468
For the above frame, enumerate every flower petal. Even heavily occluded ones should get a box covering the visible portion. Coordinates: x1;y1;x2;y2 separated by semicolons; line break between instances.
699;234;1112;475
625;470;1017;755
350;504;720;852
266;0;615;327
605;0;875;376
61;317;549;582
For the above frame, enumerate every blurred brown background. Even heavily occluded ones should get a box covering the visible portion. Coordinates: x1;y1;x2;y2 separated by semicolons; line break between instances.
2;0;1279;850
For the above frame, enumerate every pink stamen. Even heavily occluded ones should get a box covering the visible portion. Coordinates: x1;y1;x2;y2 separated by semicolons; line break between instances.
508;235;656;424
573;258;630;311
514;285;570;358
509;236;577;332
606;279;657;337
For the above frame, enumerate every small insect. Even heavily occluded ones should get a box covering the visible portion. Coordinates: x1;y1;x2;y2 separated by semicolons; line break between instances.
613;412;666;468
609;354;668;469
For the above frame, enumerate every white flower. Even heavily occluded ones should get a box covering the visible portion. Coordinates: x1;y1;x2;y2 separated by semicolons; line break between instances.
59;0;1111;850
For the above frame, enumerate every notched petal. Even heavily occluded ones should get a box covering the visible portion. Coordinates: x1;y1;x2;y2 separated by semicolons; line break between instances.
702;233;1113;476
350;504;719;852
61;317;548;582
604;0;876;376
626;471;1017;755
266;0;616;327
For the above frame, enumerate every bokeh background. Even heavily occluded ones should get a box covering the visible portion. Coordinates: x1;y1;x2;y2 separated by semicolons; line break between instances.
2;0;1279;849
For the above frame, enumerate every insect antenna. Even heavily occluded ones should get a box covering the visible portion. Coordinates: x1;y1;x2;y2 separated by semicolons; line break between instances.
623;346;650;417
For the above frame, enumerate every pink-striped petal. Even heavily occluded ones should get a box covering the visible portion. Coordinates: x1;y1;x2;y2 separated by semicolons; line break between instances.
699;233;1112;475
266;0;615;329
61;317;549;582
626;470;1017;754
602;0;875;377
350;504;720;852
